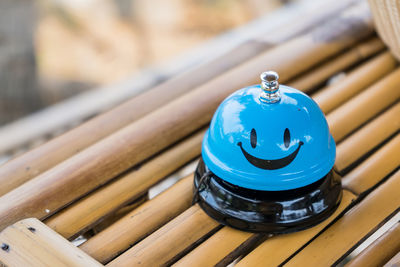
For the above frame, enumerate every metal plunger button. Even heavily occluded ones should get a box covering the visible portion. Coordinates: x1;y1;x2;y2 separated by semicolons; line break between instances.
260;71;281;103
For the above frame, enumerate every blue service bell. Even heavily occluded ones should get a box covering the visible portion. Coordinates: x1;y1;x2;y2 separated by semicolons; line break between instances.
194;71;342;233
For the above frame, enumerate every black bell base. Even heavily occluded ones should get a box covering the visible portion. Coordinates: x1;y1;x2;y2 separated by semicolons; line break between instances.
194;159;342;234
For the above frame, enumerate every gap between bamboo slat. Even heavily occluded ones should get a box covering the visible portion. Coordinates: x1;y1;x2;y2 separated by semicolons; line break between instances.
345;221;400;267
0;3;373;232
384;251;400;267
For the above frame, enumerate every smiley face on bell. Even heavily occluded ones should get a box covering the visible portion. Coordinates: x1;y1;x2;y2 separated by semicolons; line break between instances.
202;84;336;191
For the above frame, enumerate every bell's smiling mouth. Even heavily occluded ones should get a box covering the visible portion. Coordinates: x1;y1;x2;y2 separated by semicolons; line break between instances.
237;141;304;170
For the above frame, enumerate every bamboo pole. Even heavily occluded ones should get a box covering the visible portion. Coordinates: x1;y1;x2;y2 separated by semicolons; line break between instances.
288;37;385;92
0;0;356;196
345;222;400;267
0;3;373;231
45;130;204;239
285;170;400;267
0;218;102;267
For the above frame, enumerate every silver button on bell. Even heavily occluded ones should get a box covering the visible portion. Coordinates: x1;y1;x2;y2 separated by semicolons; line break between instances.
260;71;281;103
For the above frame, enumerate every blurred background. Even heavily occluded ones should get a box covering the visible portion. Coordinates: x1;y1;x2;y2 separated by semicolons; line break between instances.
0;0;289;126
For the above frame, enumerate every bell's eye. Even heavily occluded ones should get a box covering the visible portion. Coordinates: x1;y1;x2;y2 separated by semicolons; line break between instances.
250;128;257;148
284;128;290;148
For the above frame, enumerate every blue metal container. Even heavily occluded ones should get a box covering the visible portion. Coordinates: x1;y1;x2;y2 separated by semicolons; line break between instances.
194;71;342;233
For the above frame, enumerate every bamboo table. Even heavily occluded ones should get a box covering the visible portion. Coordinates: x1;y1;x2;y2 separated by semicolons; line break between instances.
0;1;399;266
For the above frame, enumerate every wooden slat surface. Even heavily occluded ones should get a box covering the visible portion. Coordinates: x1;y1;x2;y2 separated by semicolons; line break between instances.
1;1;399;266
0;218;102;267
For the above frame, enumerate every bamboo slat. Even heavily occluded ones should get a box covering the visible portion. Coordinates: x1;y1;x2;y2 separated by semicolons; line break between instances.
232;191;355;267
327;68;400;142
335;102;400;172
312;51;397;113
384;251;400;267
0;218;102;267
284;170;400;267
346;222;400;267
44;130;204;239
106;204;220;267
0;0;357;197
0;3;373;232
80;175;194;263
342;134;400;195
288;37;385;92
172;227;253;267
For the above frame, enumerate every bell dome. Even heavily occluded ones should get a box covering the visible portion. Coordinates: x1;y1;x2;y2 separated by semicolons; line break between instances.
202;73;335;191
